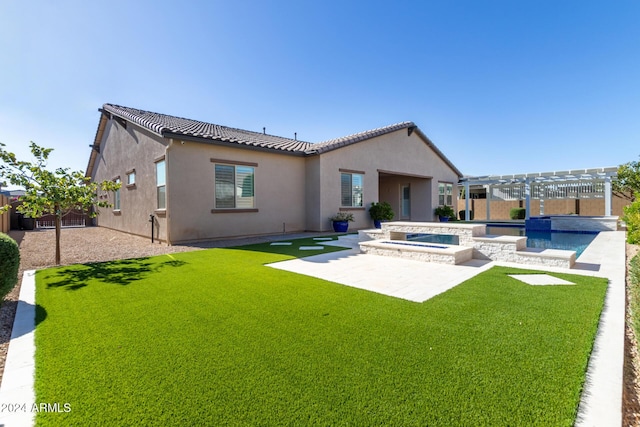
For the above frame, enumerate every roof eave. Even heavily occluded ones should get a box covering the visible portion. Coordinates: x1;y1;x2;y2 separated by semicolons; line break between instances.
161;132;308;157
85;110;109;179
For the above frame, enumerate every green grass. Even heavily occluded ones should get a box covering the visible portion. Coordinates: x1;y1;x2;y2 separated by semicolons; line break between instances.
34;238;607;426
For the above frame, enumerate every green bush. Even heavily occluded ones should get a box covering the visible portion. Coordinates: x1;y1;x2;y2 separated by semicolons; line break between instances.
434;205;456;220
509;208;526;220
624;194;640;244
369;202;395;221
0;233;20;300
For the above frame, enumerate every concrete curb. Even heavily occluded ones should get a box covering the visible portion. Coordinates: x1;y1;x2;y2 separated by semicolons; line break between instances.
0;270;36;427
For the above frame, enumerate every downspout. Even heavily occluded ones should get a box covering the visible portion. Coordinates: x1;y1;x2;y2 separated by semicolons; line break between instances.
164;138;175;245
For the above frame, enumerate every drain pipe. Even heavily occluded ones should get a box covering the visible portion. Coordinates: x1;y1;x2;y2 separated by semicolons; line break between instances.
149;214;155;243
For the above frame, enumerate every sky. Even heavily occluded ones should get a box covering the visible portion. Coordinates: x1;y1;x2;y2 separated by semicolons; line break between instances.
1;0;639;189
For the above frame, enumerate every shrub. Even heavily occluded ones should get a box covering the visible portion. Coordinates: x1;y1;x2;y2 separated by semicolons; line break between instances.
509;208;526;220
369;202;394;221
624;194;640;244
329;212;354;222
0;233;20;300
434;205;456;220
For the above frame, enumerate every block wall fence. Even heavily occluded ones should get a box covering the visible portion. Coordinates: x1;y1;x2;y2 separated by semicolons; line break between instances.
457;195;629;220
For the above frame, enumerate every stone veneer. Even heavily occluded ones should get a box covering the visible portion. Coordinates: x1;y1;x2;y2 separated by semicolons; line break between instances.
550;216;618;232
379;221;486;246
359;240;473;265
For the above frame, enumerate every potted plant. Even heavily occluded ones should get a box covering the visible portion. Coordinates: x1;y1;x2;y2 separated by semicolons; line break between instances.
329;212;354;232
369;201;394;228
434;205;455;222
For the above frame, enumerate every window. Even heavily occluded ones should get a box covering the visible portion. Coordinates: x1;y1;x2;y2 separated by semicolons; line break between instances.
113;178;121;210
127;170;136;186
438;182;454;206
341;173;363;207
156;160;166;209
214;164;255;209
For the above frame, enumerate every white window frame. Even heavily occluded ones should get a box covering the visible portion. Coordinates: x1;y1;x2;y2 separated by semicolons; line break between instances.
438;182;454;206
126;169;136;186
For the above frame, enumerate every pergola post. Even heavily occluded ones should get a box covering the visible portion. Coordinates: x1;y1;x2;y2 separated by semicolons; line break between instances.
525;178;531;220
486;184;491;220
464;181;470;221
604;176;612;216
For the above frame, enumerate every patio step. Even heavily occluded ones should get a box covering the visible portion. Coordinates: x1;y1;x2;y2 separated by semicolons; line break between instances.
512;248;576;269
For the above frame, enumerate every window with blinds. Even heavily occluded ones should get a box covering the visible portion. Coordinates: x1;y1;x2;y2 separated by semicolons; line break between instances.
341;173;363;207
215;164;255;209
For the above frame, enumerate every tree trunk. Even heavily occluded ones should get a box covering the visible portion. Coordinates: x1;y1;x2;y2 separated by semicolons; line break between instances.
55;204;61;265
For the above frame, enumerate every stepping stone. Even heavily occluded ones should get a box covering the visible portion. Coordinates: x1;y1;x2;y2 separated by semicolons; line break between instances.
313;238;333;241
270;242;292;246
299;246;325;250
508;274;575;286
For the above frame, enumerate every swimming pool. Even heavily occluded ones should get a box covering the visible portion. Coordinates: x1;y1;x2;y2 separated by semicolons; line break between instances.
406;233;460;245
486;225;598;258
384;241;449;249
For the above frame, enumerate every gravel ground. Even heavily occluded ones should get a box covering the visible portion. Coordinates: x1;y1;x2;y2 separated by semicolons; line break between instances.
624;242;640;426
0;226;337;384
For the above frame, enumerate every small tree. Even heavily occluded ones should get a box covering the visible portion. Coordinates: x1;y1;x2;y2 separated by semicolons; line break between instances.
0;142;120;265
613;157;640;202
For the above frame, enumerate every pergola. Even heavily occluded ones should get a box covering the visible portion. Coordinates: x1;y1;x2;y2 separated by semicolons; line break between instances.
459;167;618;220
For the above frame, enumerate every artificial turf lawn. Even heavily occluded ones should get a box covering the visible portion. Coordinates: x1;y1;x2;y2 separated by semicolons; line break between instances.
34;238;607;426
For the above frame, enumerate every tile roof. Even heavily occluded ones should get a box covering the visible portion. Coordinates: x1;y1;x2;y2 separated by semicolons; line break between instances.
310;122;415;154
91;103;461;177
102;104;312;153
101;104;419;156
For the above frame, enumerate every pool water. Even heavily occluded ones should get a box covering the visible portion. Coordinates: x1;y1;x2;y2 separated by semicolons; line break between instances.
486;226;598;258
384;241;448;249
406;233;460;245
406;227;598;258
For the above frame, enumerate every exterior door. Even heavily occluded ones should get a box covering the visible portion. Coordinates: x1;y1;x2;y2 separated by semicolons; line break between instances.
401;184;411;219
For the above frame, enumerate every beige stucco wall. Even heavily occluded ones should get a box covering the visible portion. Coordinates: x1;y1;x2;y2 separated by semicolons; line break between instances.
166;141;307;243
91;119;169;241
304;156;322;230
313;129;459;232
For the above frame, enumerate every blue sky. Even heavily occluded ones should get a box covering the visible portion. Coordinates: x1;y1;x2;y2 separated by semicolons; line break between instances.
1;0;638;188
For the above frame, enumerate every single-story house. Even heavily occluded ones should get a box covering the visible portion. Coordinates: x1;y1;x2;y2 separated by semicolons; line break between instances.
86;104;463;244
